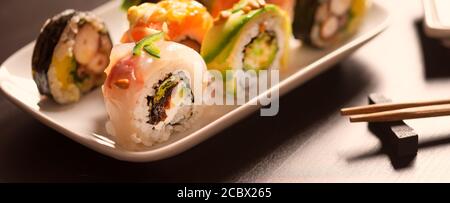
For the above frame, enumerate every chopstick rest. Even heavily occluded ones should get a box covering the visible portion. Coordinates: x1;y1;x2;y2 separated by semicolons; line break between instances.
368;94;418;158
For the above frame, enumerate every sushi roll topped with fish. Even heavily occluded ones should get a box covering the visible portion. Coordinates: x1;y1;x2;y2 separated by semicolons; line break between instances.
121;0;213;52
32;10;113;104
103;33;208;149
295;0;367;48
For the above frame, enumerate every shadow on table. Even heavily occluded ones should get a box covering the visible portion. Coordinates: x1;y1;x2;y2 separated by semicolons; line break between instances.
415;20;450;79
0;59;374;182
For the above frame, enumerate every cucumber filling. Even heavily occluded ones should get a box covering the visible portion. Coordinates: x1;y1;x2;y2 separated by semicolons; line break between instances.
243;31;278;71
146;72;194;125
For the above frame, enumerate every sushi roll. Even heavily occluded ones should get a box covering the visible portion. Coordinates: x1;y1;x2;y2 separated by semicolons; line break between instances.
201;0;291;74
103;33;207;149
294;0;367;48
121;0;213;52
32;10;113;104
204;0;296;20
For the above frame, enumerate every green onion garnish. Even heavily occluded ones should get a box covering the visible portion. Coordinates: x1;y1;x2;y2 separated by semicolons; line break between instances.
143;44;161;59
133;32;164;58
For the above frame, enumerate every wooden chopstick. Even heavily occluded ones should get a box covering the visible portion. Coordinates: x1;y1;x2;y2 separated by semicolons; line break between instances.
341;99;450;116
349;103;450;123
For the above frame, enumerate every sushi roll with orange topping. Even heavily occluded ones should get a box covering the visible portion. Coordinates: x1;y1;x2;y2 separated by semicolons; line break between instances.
121;0;213;52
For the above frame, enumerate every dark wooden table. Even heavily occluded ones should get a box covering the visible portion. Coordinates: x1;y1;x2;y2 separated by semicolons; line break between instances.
1;0;450;182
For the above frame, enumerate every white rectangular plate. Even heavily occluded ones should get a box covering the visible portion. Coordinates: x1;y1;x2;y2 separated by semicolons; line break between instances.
0;0;389;162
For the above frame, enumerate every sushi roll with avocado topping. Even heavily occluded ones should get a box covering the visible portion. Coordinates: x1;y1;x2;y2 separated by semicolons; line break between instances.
201;0;291;72
32;9;113;104
103;33;208;149
294;0;368;48
121;0;213;52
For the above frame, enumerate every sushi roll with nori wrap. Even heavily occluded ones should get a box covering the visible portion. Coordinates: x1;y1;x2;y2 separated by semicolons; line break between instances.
121;0;213;52
201;0;291;75
103;33;207;149
32;10;113;104
294;0;367;48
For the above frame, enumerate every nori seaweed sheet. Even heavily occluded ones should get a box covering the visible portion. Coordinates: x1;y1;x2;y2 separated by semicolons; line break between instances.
293;0;320;45
31;9;76;96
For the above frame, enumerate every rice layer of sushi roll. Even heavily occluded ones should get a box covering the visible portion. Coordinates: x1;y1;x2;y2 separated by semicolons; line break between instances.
121;0;213;52
294;0;367;48
32;9;113;104
201;0;291;74
103;33;207;149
